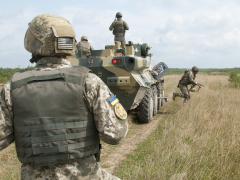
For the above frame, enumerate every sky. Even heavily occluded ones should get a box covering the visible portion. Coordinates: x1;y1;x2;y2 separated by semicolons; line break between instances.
0;0;240;68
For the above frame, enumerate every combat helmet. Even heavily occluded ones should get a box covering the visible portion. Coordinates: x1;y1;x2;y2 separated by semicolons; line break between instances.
24;14;76;57
116;12;122;18
81;36;88;41
192;66;199;73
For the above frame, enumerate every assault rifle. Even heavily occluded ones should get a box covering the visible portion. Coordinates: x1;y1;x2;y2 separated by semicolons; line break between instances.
189;83;204;92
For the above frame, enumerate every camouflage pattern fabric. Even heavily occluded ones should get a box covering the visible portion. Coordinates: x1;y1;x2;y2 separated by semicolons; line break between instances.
178;70;197;86
173;70;197;102
174;84;190;102
109;18;129;44
21;156;120;180
0;83;13;150
0;57;128;179
76;40;92;57
25;14;76;57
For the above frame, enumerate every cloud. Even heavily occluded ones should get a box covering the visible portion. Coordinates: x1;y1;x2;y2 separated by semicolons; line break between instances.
0;0;240;68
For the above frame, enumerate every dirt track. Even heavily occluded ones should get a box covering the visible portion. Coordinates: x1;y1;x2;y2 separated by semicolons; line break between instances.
101;113;163;173
101;75;179;173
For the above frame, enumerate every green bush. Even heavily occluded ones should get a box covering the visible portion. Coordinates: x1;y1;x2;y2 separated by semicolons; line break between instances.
0;68;19;83
229;72;240;88
0;68;31;84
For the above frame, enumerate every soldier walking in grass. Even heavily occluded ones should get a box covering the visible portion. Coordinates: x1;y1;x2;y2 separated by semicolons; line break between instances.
109;12;129;49
173;66;202;103
0;14;128;180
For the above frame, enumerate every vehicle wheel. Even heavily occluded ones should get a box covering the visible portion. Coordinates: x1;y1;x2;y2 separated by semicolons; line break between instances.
138;88;154;123
152;86;158;116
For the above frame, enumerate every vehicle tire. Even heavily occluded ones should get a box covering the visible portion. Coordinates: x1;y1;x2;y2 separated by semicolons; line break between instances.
138;88;154;123
152;86;158;116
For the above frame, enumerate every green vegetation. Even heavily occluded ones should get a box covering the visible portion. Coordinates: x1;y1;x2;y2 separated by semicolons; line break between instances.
0;68;33;84
0;69;239;179
0;67;239;83
168;67;240;88
0;68;22;83
115;75;240;180
229;71;240;88
167;68;240;75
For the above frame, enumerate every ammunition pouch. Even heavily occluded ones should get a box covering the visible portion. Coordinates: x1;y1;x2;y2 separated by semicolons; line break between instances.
11;66;100;166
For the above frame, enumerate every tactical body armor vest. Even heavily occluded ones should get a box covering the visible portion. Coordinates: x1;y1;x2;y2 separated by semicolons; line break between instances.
179;70;195;86
113;20;125;36
77;41;91;56
11;66;100;166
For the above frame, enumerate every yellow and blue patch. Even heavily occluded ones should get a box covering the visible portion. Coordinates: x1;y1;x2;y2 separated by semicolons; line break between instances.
107;95;119;106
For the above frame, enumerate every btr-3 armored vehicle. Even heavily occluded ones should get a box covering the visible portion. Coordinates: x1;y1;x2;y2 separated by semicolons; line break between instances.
77;42;168;123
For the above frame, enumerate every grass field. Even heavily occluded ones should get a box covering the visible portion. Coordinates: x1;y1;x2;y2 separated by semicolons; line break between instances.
0;144;20;180
0;72;239;180
115;74;240;180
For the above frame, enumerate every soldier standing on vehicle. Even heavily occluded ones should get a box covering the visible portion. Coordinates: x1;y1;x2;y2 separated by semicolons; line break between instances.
173;66;201;103
76;36;93;57
0;14;128;180
109;12;129;49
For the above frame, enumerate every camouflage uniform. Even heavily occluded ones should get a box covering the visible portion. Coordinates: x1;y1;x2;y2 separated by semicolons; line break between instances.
0;58;128;179
0;14;128;180
76;36;93;57
109;14;129;49
173;70;198;103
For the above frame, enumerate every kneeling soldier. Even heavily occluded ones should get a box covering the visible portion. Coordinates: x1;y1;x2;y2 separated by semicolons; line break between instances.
173;66;200;103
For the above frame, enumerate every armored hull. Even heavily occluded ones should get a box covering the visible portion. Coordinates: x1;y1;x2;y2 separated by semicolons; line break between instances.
77;42;168;123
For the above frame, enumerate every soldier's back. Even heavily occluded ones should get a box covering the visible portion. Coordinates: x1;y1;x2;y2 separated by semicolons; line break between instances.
179;70;191;85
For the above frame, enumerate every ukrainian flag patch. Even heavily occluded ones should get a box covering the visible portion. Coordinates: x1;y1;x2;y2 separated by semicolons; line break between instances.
107;95;119;106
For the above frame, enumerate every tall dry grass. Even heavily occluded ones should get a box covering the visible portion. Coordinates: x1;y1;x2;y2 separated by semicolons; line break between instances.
0;74;239;179
116;75;240;180
0;144;20;179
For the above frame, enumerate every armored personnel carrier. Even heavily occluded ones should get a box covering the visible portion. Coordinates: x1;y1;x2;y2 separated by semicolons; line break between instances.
77;42;168;123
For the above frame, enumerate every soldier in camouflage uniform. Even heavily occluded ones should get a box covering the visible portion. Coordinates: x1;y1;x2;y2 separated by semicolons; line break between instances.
76;36;93;57
173;66;200;103
109;12;129;49
0;14;128;180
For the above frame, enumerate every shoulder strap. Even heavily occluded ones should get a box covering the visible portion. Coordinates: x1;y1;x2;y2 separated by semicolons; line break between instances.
11;70;65;90
11;67;90;90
